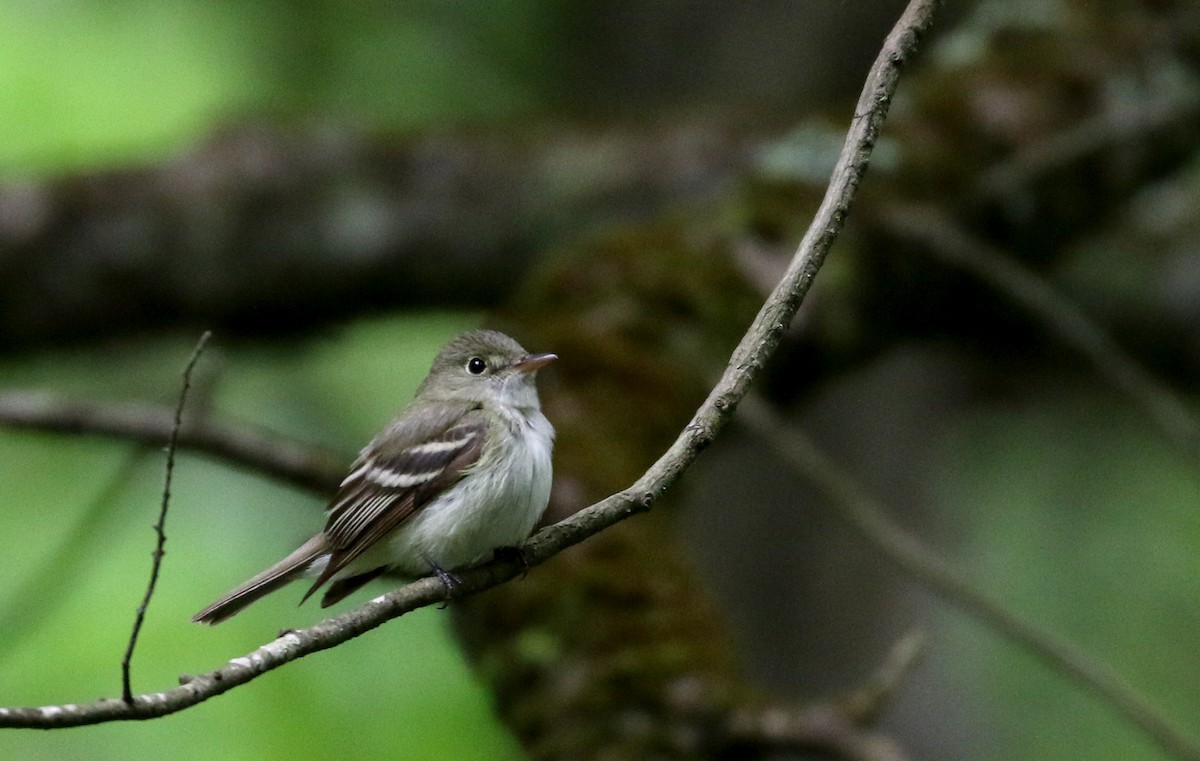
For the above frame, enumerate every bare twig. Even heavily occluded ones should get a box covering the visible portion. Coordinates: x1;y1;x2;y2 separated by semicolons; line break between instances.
723;628;924;760
121;331;212;704
838;628;928;725
738;395;1200;761
0;391;344;493
0;0;943;729
880;203;1200;460
726;704;909;761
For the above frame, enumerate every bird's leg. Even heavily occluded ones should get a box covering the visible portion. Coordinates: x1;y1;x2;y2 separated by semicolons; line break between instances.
423;555;462;607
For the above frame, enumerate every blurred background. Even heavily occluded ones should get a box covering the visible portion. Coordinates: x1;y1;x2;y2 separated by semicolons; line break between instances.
1;1;1199;760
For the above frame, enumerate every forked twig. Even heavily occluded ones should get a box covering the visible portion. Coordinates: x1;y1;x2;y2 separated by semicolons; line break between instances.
120;331;212;703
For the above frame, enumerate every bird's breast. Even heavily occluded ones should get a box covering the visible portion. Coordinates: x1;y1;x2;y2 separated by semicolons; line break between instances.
373;407;554;575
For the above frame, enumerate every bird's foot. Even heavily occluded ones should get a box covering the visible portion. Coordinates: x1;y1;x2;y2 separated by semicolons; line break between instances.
424;556;462;608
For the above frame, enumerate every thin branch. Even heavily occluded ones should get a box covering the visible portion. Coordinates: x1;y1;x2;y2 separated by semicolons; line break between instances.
0;0;943;729
837;628;928;725
723;628;925;761
0;391;344;494
879;203;1200;460
737;395;1200;761
121;331;211;703
726;705;909;761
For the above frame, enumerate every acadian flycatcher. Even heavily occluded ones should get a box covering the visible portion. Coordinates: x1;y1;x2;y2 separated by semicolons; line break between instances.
192;329;555;624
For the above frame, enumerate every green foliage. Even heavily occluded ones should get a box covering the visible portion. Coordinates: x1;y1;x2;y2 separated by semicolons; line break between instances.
0;2;262;174
0;0;548;175
0;314;525;761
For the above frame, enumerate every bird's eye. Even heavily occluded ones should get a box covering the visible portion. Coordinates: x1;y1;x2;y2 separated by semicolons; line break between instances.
466;357;487;375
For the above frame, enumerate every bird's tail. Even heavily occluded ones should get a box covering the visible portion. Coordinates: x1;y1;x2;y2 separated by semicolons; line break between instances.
191;535;329;625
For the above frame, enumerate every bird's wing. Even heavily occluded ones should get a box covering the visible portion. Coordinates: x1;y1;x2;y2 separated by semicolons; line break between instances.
302;403;487;599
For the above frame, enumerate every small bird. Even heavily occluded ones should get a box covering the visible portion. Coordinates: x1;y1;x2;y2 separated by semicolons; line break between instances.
192;329;556;625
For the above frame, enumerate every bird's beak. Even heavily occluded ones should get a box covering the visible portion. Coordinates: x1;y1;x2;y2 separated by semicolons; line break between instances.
510;352;557;374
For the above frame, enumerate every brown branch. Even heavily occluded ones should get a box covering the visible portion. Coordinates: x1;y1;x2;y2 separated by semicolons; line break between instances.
121;331;210;703
737;395;1200;761
0;0;943;730
0;391;344;494
0;121;764;353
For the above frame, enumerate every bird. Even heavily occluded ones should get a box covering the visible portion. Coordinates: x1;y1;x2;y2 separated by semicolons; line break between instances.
192;329;555;624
